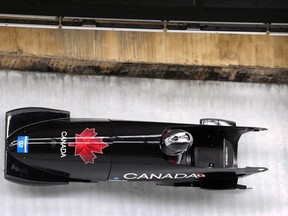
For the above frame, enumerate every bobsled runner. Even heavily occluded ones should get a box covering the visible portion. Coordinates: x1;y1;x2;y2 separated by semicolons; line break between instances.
4;107;268;189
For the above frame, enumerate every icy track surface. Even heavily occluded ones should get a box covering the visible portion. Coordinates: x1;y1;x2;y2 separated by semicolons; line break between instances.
0;70;287;216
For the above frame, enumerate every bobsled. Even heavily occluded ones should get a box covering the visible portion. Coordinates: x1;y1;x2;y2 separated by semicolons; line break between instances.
4;107;268;189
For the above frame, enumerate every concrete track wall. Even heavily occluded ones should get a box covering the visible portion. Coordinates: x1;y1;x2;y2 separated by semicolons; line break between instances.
1;27;288;68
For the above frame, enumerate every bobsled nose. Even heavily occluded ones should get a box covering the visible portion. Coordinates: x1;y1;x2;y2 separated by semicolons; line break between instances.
4;137;30;184
4;137;71;185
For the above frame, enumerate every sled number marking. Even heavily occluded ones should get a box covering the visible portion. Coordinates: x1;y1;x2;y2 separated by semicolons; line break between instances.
17;136;29;153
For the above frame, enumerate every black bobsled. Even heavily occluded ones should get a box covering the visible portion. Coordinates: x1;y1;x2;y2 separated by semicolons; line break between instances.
4;107;268;189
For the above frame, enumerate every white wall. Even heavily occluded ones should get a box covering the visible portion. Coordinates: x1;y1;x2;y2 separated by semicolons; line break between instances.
0;70;287;216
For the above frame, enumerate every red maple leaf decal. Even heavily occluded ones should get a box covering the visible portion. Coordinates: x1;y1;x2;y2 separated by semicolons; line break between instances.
68;128;108;164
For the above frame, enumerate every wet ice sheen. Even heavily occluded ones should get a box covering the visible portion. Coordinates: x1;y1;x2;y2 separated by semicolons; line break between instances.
0;70;287;216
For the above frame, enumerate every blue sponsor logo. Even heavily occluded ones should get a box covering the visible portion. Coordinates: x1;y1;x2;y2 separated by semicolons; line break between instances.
17;136;29;153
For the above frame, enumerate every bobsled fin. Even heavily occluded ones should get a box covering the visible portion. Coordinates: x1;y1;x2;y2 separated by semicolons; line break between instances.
244;167;268;175
6;107;70;139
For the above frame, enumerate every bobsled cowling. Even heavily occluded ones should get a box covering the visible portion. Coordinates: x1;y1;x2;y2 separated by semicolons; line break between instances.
4;107;268;189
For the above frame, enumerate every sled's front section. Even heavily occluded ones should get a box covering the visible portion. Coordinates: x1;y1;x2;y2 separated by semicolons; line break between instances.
5;108;69;184
4;108;113;185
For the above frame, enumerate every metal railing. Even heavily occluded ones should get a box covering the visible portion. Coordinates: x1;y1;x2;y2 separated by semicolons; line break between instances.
0;14;287;36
